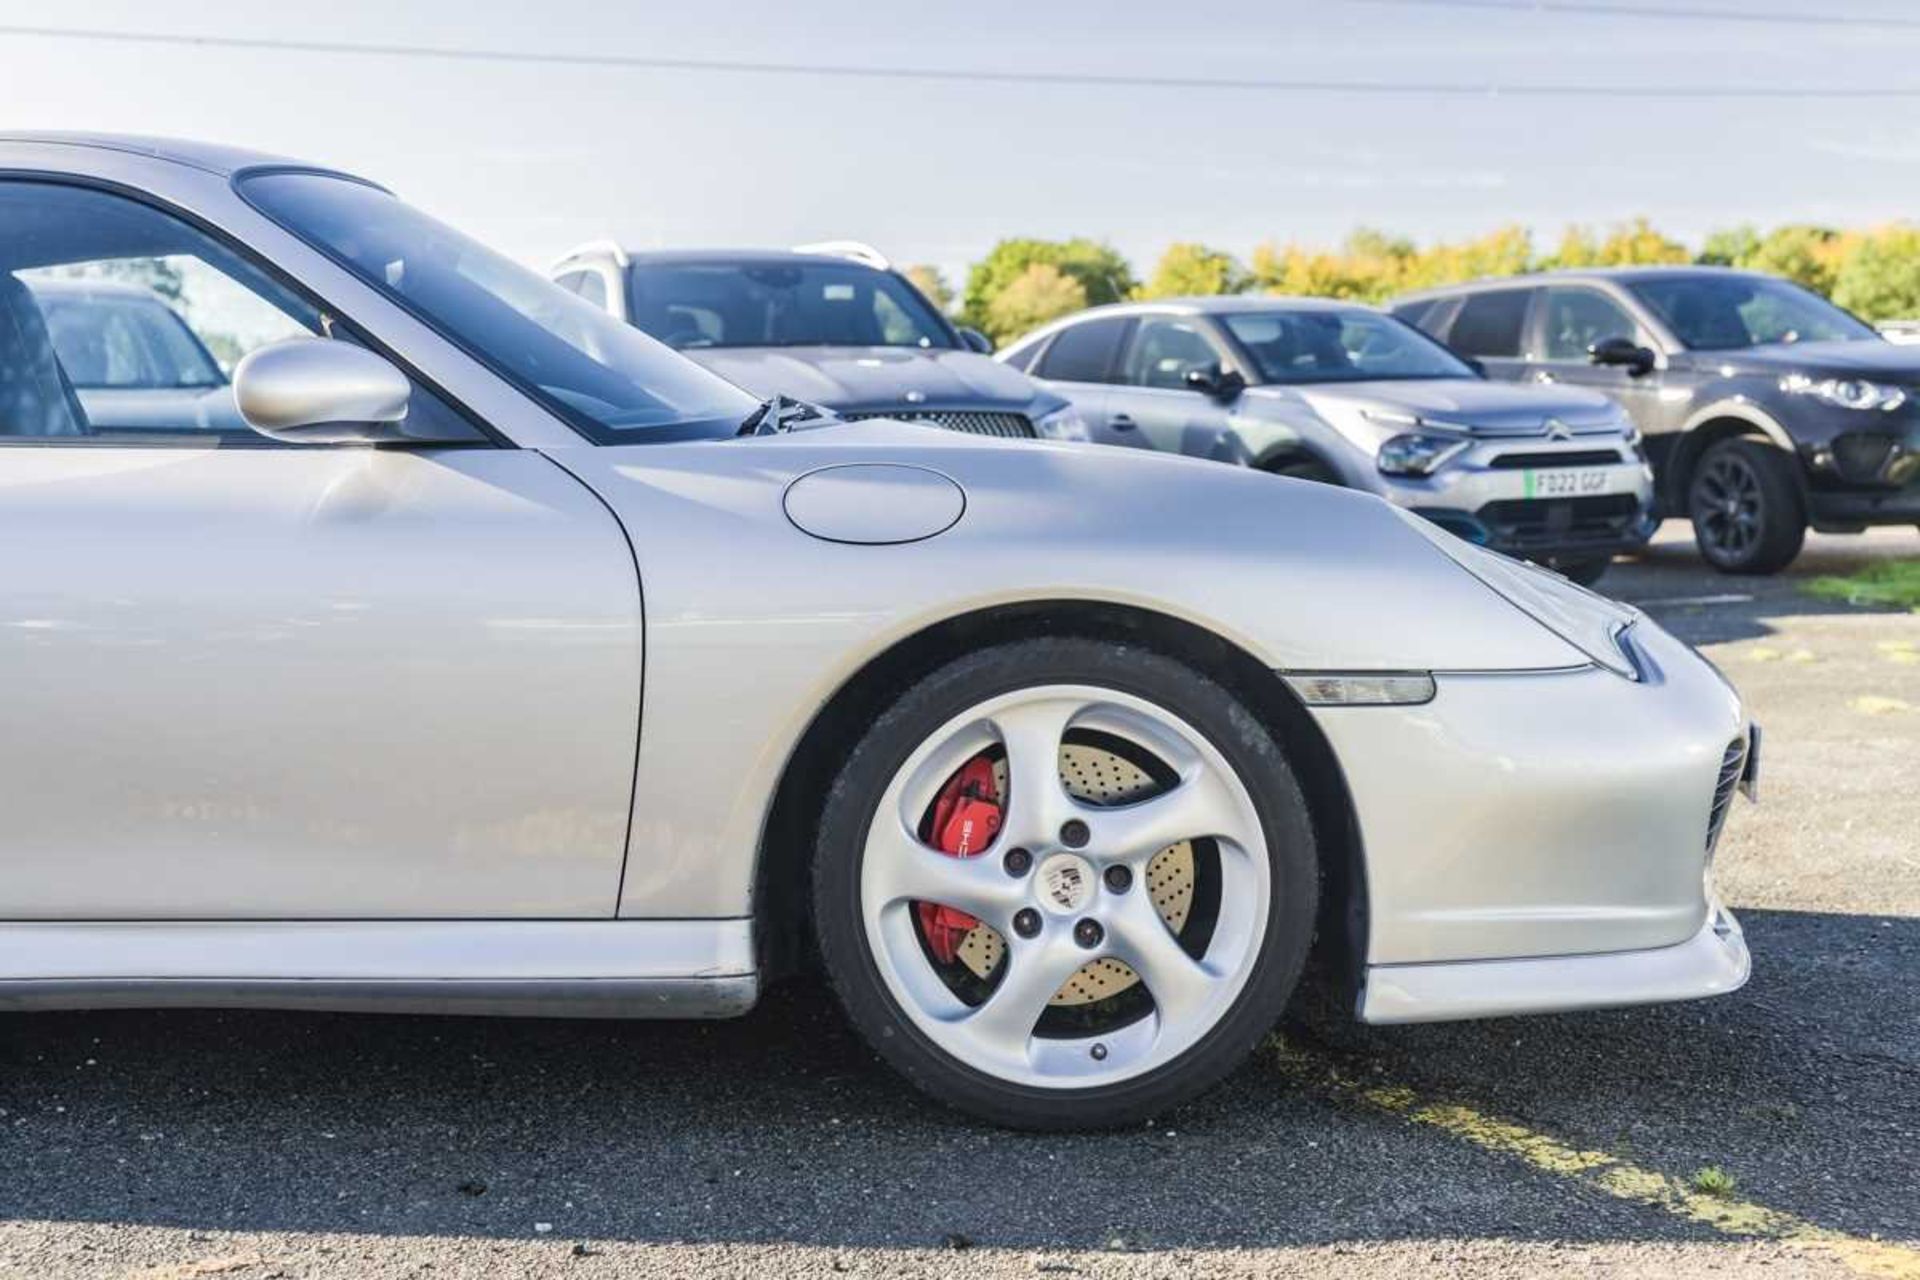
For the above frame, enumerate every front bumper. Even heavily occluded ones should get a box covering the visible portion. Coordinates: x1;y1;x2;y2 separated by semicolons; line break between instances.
1305;618;1753;1019
1360;899;1749;1023
1370;437;1657;559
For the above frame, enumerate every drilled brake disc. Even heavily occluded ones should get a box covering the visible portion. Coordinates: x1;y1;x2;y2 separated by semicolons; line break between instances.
952;743;1194;1004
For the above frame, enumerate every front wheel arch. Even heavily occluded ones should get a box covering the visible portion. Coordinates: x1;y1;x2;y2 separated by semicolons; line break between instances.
750;601;1367;1004
1666;409;1803;514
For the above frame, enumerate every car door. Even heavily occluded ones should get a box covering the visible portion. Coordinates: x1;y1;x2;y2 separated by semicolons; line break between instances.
1529;285;1667;431
1442;286;1537;384
1031;314;1136;447
0;178;642;919
1107;314;1241;460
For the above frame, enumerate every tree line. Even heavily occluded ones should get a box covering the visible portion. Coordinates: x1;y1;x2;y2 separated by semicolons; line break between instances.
904;221;1920;345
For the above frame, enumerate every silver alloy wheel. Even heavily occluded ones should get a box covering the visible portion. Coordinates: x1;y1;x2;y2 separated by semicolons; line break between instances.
859;684;1272;1090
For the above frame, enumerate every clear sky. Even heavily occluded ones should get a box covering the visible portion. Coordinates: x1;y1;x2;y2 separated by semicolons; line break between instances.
5;0;1919;289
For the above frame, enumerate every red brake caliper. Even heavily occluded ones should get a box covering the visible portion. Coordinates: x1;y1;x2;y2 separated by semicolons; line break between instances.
916;755;1004;964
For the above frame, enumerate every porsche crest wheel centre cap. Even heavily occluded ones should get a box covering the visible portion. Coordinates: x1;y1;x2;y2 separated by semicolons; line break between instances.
1036;852;1096;914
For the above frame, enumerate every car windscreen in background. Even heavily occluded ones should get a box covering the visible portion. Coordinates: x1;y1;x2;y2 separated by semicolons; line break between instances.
627;262;955;351
238;172;760;443
1222;310;1477;385
1630;275;1879;351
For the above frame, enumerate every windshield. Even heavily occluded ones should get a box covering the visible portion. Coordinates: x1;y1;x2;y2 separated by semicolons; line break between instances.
38;290;224;390
1629;275;1878;351
628;261;956;350
239;173;760;442
1222;309;1476;385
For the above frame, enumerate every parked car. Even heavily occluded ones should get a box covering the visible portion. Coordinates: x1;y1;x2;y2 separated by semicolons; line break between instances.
26;278;247;435
548;240;1086;442
1393;268;1920;574
0;134;1755;1130
1880;320;1920;346
1000;298;1654;585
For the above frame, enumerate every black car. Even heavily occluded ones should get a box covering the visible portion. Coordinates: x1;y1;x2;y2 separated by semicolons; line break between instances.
548;241;1085;443
1393;267;1920;573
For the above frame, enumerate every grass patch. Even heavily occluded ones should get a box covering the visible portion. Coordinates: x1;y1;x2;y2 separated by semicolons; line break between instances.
1805;559;1920;612
1691;1165;1738;1199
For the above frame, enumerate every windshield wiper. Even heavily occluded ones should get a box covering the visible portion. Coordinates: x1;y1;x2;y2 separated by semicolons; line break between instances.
736;395;839;436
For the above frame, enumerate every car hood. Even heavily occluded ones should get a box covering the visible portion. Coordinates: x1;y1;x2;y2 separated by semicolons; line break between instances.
1262;378;1623;437
559;416;1590;676
1698;339;1920;381
679;345;1055;415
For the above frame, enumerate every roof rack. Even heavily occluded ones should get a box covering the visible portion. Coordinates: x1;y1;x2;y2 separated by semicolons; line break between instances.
549;238;630;272
791;240;891;271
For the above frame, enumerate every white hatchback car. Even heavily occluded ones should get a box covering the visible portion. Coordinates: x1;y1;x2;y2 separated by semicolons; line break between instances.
0;134;1753;1129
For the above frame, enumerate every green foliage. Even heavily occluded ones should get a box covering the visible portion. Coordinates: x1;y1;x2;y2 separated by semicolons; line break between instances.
1831;225;1920;322
1742;225;1845;294
1698;225;1760;267
1806;559;1920;613
901;264;954;314
1543;219;1690;269
963;238;1135;341
984;263;1088;343
1689;1166;1738;1199
1136;242;1248;300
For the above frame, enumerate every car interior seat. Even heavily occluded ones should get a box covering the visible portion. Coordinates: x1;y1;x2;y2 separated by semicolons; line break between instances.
0;274;89;437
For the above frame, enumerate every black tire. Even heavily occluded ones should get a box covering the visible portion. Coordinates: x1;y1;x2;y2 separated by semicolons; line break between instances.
811;637;1319;1130
1548;556;1612;587
1264;456;1340;485
1687;437;1806;575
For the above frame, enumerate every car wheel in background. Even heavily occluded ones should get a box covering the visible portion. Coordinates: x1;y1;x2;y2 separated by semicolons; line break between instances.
1263;457;1340;486
812;637;1318;1130
1687;438;1807;575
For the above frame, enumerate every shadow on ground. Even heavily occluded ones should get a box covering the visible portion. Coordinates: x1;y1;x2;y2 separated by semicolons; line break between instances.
1;911;1911;1251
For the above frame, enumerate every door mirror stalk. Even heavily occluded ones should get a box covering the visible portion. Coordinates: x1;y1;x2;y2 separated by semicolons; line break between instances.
1183;364;1245;401
1588;336;1657;376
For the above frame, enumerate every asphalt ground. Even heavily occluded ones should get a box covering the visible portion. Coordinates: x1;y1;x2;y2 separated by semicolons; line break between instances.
2;522;1916;1279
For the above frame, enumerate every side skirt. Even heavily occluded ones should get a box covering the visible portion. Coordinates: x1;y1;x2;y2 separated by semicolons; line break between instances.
0;919;757;1019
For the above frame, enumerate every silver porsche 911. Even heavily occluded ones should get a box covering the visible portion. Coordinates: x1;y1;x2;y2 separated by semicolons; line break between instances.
0;134;1756;1130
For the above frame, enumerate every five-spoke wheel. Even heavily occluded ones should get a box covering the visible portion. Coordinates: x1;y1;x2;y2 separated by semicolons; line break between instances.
813;637;1317;1129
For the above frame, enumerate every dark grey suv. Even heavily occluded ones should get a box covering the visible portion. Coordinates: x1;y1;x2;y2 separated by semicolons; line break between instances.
1394;267;1920;573
549;241;1084;443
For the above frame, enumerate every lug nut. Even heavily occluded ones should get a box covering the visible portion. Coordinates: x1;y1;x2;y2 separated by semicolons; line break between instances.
1073;918;1104;949
1090;1042;1108;1061
1003;847;1033;877
1103;864;1132;893
1013;908;1041;938
1060;819;1090;849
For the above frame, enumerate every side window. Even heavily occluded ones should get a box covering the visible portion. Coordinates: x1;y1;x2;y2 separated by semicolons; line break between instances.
1447;289;1533;358
1;181;475;444
1542;288;1638;361
1000;335;1049;373
1035;316;1129;384
1121;317;1224;390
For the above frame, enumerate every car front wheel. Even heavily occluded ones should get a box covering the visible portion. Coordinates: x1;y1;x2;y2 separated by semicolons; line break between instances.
1688;437;1806;575
812;637;1318;1130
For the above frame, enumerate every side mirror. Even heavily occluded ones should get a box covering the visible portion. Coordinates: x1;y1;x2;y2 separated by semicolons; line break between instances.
958;327;995;355
235;339;418;444
1183;364;1245;401
1588;336;1656;376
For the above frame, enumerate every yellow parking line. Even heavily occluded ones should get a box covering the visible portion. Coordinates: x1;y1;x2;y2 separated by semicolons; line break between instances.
1272;1039;1920;1279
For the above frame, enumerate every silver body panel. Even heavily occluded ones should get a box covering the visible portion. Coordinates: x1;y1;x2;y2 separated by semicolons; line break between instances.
0;136;1750;1024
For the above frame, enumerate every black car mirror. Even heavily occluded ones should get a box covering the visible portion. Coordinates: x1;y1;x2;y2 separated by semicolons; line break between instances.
1184;364;1245;401
1589;336;1656;375
958;327;994;355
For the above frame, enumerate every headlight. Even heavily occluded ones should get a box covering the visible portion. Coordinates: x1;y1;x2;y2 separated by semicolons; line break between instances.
1779;374;1908;413
1377;431;1469;477
1033;404;1090;442
1395;510;1644;678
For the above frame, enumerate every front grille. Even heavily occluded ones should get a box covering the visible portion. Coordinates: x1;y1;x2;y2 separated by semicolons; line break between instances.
1474;493;1642;546
842;410;1036;439
1706;737;1748;855
1487;449;1622;470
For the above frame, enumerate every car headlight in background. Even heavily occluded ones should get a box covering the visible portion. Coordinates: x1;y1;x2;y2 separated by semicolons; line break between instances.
1033;404;1090;442
1779;374;1908;413
1377;431;1470;477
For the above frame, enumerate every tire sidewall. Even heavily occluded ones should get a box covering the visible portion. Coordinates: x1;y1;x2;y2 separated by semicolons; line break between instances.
811;637;1319;1130
1689;437;1806;575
